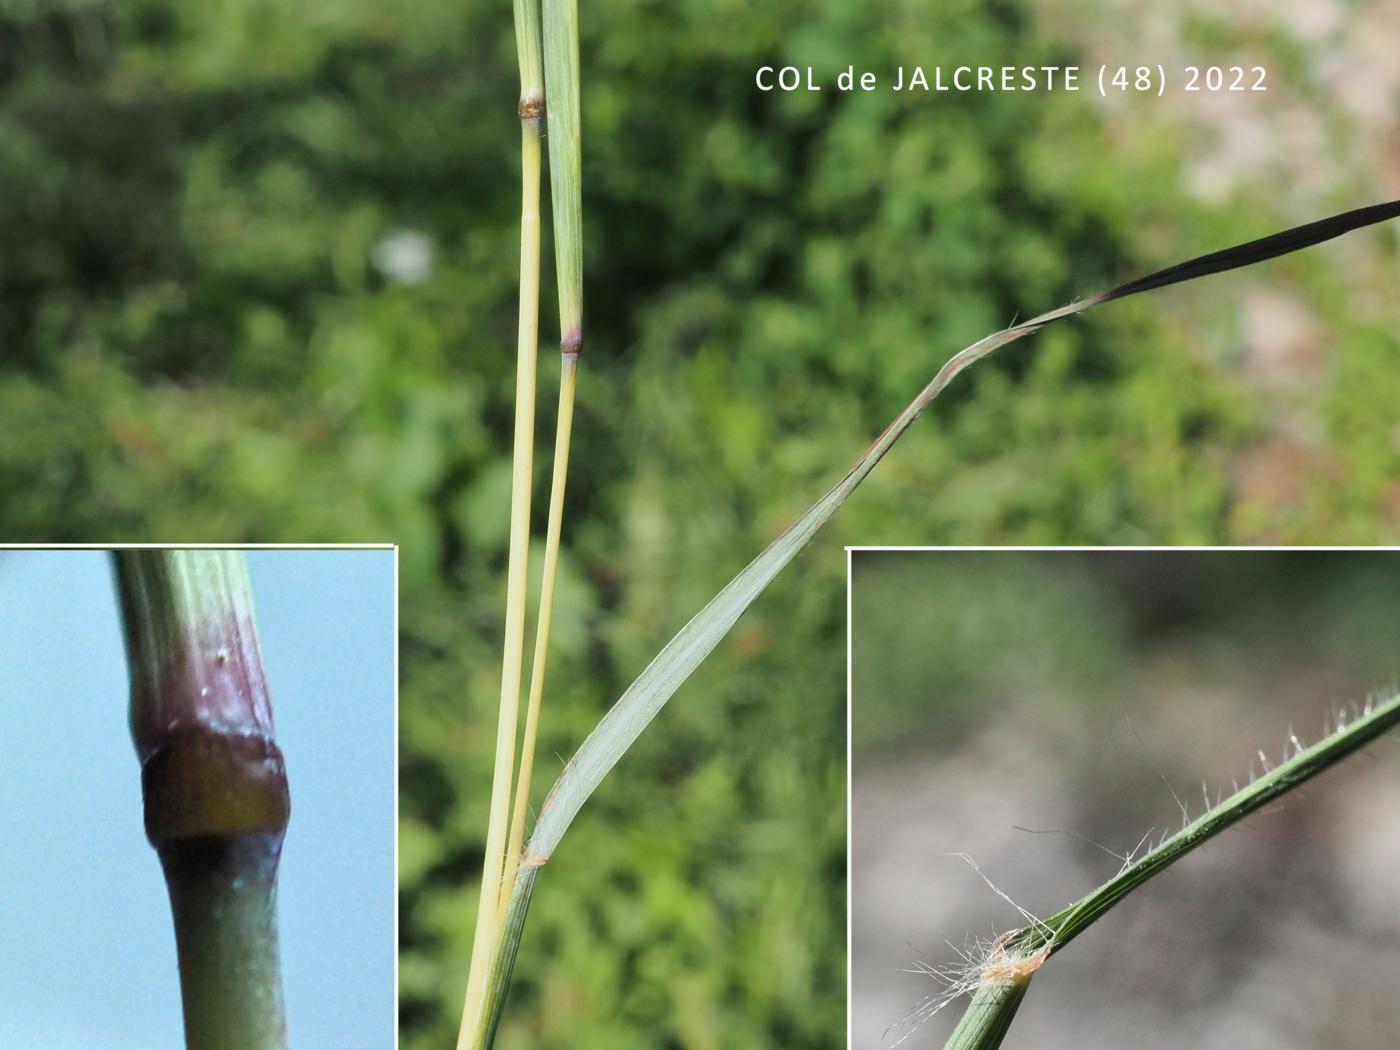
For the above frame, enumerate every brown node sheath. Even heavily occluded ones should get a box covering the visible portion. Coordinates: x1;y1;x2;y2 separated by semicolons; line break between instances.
143;729;290;845
518;96;544;121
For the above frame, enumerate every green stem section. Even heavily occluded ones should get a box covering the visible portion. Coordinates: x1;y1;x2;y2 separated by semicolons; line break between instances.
501;355;578;906
465;864;540;1050
941;977;1032;1050
941;691;1400;1050
462;113;540;1013
469;0;581;1033
113;550;290;1050
157;832;289;1050
497;0;585;909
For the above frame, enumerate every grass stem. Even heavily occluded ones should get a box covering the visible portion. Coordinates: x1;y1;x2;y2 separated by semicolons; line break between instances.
464;862;541;1049
457;1;544;1042
939;975;1031;1050
497;0;583;920
113;550;290;1050
501;354;577;910
461;0;578;1038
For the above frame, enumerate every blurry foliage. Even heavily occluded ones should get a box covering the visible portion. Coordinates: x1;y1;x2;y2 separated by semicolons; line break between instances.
852;551;1400;756
1;0;1396;1047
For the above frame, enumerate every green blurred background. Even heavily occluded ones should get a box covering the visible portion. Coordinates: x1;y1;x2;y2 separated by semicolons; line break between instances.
851;550;1400;1048
1;0;1396;1047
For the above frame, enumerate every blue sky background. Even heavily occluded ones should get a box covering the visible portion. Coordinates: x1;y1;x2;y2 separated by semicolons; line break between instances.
0;549;396;1049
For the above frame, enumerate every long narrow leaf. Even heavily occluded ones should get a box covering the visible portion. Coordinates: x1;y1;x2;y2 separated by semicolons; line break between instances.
478;200;1400;1040
928;690;1400;1050
542;0;581;346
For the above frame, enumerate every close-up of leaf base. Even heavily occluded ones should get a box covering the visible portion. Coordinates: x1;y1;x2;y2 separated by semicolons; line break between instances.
115;550;291;1050
895;690;1400;1049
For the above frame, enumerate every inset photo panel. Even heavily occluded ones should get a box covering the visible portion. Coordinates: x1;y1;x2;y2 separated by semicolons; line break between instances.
0;547;396;1050
850;548;1400;1050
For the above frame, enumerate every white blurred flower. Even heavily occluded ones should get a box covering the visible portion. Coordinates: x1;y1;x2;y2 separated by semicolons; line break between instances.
371;229;434;285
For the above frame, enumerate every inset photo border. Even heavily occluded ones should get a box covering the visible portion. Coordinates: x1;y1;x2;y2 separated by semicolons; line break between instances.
0;546;397;1050
848;547;1400;1050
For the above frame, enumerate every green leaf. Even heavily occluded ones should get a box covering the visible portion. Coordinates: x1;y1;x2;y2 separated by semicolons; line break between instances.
933;689;1400;1050
481;199;1400;1043
530;198;1400;864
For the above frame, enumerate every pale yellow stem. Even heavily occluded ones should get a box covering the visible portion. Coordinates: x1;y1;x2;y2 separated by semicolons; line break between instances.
457;116;542;1049
500;354;578;913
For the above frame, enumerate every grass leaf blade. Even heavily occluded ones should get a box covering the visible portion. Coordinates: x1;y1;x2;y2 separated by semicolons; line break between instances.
935;690;1400;1050
543;0;581;344
529;201;1400;864
1026;690;1400;958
